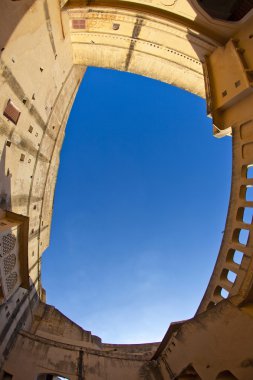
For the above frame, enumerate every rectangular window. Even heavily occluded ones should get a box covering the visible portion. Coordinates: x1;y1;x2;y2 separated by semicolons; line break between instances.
3;99;21;125
72;19;85;29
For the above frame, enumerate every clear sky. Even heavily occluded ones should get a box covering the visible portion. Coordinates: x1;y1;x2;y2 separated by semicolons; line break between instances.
42;67;232;344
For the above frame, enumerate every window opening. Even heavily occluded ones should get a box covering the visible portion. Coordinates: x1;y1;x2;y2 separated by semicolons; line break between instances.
246;187;253;201
243;207;253;224
221;288;229;298
238;229;249;245
247;165;253;179
3;99;21;125
227;271;236;283
233;251;244;265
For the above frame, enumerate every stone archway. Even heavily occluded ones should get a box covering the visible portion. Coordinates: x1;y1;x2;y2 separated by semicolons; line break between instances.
216;370;238;380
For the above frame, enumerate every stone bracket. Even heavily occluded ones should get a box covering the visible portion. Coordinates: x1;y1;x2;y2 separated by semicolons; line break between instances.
204;34;253;137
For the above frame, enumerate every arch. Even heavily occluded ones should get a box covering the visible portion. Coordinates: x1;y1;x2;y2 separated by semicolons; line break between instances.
67;3;210;97
216;370;238;379
37;374;70;380
64;0;245;97
175;364;201;379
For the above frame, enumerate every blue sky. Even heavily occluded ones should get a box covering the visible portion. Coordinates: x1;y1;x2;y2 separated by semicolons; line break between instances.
42;67;232;344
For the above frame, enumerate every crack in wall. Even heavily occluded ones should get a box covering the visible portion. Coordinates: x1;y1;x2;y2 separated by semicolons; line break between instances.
160;0;178;6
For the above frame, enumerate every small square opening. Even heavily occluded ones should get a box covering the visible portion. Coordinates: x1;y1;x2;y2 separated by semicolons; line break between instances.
243;207;253;224
247;165;253;179
238;229;249;245
227;270;237;283
20;153;25;162
233;250;243;265
221;288;229;298
246;186;253;201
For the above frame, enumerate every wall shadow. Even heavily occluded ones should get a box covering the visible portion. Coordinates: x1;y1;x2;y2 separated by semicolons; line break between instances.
0;0;37;56
0;144;12;211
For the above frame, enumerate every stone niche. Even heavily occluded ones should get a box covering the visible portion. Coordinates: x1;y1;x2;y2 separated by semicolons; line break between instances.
0;209;29;304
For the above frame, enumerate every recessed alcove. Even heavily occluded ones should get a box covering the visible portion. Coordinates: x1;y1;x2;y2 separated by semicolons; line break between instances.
42;67;232;344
